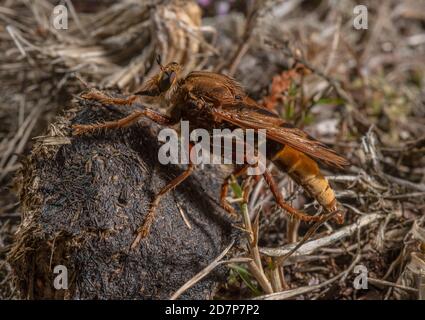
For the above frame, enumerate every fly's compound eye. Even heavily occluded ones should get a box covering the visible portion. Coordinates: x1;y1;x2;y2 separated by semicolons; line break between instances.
159;71;176;92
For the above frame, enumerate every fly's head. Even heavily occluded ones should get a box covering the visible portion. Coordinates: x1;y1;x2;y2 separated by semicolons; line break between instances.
136;56;183;105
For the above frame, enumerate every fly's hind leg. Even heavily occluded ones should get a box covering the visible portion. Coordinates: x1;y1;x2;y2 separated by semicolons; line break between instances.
262;168;323;222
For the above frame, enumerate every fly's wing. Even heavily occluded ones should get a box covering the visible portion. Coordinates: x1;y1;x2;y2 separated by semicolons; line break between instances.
184;71;248;105
211;103;350;168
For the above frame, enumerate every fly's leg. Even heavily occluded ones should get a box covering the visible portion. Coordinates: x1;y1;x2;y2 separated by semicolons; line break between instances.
81;89;139;106
220;164;257;216
72;110;145;135
262;168;323;222
131;146;195;249
220;141;264;215
131;165;195;249
72;102;175;135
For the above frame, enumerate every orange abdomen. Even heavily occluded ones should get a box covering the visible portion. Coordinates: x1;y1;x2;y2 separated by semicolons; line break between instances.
271;145;338;213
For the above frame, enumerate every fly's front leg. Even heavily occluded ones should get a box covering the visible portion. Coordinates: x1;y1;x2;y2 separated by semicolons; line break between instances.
72;106;176;135
143;108;176;126
76;88;177;132
82;89;139;106
72;110;145;135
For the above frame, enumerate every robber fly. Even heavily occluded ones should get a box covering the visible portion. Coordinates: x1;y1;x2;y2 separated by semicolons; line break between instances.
73;58;349;248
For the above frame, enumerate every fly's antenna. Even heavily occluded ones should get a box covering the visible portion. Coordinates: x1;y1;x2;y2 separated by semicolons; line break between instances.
156;54;164;71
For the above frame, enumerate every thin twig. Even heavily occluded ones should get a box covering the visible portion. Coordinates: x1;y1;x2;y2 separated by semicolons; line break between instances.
230;176;274;294
368;277;418;293
170;240;235;300
261;213;382;258
254;254;361;300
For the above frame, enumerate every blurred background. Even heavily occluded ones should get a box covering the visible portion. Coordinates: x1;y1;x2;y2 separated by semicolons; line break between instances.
0;0;424;299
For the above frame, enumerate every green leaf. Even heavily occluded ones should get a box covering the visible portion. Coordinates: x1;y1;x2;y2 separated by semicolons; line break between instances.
316;97;345;105
229;176;243;198
230;264;262;295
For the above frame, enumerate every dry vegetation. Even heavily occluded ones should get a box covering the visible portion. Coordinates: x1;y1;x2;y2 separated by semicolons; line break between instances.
0;0;424;299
